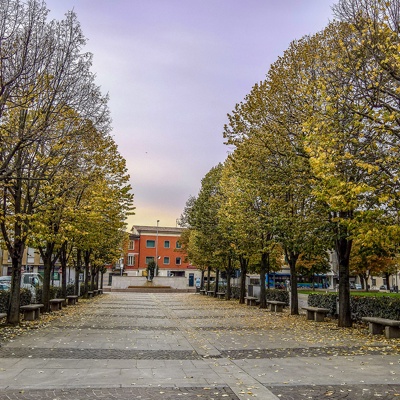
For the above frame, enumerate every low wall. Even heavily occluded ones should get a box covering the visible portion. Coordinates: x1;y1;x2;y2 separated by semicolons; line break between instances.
111;276;190;290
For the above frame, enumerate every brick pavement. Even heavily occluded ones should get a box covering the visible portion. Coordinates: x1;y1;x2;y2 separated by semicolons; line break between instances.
0;292;399;399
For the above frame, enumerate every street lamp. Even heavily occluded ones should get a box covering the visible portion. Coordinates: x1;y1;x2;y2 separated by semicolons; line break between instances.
155;220;159;275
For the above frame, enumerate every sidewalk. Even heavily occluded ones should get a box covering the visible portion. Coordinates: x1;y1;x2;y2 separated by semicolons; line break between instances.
0;292;399;399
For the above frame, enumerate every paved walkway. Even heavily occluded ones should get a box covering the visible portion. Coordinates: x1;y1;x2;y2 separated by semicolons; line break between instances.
0;292;399;399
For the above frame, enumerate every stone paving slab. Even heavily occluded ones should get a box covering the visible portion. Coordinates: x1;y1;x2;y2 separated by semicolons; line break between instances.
0;292;399;399
0;386;239;400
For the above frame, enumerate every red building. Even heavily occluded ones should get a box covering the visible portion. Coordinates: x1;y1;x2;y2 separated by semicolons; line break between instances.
111;225;193;276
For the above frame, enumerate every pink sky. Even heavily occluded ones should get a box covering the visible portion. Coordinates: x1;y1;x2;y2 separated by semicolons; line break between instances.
45;0;334;227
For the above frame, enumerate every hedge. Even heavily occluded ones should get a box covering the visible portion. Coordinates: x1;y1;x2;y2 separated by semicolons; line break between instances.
266;288;289;305
308;293;400;321
0;288;32;313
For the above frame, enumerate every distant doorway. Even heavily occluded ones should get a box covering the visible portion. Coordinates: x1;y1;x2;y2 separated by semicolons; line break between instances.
188;273;194;287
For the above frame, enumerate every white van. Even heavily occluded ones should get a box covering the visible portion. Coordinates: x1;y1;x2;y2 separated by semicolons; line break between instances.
21;273;43;301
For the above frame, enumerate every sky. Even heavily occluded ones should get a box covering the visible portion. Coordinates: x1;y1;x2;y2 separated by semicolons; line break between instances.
45;0;335;228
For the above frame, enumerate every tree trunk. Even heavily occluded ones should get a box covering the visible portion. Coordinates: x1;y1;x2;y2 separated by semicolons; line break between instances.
287;251;299;315
200;269;205;290
259;252;268;309
206;266;211;291
336;236;352;327
74;249;82;296
7;241;24;324
84;250;91;296
226;258;232;300
214;268;219;297
384;272;390;291
239;255;248;304
60;242;67;298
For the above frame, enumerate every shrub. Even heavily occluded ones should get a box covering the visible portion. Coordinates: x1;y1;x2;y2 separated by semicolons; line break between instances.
308;293;338;317
0;290;8;313
0;288;33;313
266;288;289;305
35;286;62;303
230;286;240;299
307;293;400;321
350;296;400;321
66;284;75;296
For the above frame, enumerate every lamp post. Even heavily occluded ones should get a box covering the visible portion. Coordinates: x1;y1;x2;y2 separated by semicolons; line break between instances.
155;220;159;276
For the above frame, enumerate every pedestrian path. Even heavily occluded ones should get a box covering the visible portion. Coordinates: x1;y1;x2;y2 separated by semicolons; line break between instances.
0;292;399;399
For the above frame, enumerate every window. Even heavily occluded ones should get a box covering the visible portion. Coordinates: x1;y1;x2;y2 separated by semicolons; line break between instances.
128;240;134;250
127;255;135;266
27;247;35;263
146;240;155;248
176;257;181;265
145;256;154;264
163;256;170;265
176;241;181;249
164;240;170;248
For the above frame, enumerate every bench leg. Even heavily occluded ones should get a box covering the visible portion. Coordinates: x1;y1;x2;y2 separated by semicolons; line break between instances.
385;326;400;339
275;304;284;312
24;311;34;321
306;310;314;320
34;308;40;319
314;312;326;322
369;322;384;335
50;303;59;312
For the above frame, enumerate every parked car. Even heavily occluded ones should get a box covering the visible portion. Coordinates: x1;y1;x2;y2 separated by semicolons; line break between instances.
350;282;356;289
0;282;10;290
355;283;362;290
379;285;387;291
0;276;11;284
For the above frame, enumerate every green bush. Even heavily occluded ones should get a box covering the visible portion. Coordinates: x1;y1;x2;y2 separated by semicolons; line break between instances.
308;293;338;316
0;288;32;313
0;290;9;312
35;286;62;303
266;288;289;305
230;286;240;299
66;284;75;296
350;296;400;321
20;288;32;306
307;293;400;321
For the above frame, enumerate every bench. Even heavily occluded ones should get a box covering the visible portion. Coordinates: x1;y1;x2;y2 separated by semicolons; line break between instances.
93;289;99;296
362;317;400;339
98;289;103;295
199;289;206;295
20;304;44;321
206;290;214;297
217;292;226;299
244;296;259;306
267;300;286;312
0;312;7;321
302;306;330;322
87;291;94;298
49;298;65;312
66;295;78;305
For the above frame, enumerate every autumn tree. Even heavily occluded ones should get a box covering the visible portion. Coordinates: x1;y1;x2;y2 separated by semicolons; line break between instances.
0;1;124;323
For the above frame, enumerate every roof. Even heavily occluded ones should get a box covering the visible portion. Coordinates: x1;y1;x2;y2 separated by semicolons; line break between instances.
131;225;186;235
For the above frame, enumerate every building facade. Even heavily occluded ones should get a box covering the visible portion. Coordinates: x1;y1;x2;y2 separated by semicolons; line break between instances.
105;225;198;287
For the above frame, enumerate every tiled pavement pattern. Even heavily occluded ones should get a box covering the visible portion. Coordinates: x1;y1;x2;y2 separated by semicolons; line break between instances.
0;293;399;399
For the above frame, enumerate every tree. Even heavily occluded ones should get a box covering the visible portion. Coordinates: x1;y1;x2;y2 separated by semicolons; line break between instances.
0;2;127;323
